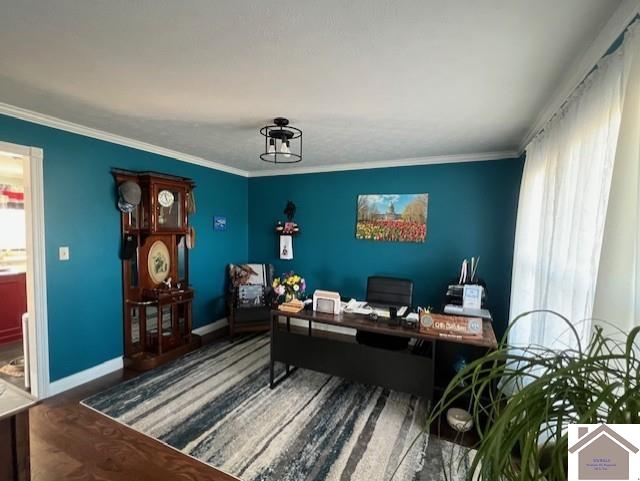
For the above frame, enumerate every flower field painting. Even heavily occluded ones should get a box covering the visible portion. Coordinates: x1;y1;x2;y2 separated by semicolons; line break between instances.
356;194;428;242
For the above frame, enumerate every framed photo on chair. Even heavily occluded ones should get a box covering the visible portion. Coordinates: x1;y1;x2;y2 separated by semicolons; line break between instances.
237;284;265;308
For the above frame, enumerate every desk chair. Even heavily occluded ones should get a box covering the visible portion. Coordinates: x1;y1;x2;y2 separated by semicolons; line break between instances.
355;276;413;351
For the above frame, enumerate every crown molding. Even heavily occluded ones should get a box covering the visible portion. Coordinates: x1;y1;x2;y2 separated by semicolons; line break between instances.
519;0;640;152
247;151;520;177
0;102;519;178
0;102;249;177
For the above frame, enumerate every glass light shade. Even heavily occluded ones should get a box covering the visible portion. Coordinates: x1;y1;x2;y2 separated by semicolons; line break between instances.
267;138;276;154
281;140;291;157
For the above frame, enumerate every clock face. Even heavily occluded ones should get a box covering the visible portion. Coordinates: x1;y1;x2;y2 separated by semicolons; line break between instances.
158;189;174;208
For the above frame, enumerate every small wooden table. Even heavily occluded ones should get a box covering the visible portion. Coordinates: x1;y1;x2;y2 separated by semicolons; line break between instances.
0;381;37;481
270;308;497;400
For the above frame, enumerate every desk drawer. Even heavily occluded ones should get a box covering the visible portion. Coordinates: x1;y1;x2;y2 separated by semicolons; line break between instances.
272;329;433;398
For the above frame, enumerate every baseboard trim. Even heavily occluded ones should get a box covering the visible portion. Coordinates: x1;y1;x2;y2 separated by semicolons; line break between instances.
192;318;228;336
47;356;123;397
47;321;229;397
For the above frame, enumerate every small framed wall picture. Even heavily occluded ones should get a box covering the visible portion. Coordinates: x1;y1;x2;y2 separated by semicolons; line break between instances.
214;216;227;231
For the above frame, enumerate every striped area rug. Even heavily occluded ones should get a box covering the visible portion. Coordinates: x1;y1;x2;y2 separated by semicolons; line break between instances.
83;334;473;481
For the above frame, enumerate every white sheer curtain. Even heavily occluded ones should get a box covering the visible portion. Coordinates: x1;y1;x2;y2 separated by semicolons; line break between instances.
593;25;640;335
508;24;640;351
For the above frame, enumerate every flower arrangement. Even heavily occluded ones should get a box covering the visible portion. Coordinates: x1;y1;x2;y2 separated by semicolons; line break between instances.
356;219;426;242
272;272;306;302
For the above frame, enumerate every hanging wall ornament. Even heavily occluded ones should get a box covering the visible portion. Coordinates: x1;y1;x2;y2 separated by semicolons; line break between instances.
275;200;300;260
280;235;293;260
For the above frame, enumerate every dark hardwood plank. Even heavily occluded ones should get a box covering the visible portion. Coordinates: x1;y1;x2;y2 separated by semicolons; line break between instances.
15;411;30;481
0;411;30;481
0;417;16;481
30;369;238;481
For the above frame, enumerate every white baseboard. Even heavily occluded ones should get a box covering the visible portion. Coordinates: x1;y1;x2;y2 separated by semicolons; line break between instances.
192;318;228;336
47;356;123;397
46;320;228;398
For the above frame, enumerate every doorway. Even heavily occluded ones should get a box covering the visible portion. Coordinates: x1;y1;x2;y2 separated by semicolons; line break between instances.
0;140;48;398
0;150;28;389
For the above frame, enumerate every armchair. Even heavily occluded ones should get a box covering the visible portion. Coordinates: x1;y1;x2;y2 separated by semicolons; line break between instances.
227;264;274;339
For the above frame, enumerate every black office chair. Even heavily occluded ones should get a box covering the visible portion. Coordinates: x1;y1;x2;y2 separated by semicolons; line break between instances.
355;276;413;351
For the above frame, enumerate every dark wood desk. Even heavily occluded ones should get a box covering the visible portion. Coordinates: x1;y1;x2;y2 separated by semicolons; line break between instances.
0;381;38;481
270;309;497;400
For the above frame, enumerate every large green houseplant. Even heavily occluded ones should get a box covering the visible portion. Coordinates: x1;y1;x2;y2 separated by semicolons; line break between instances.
398;311;640;481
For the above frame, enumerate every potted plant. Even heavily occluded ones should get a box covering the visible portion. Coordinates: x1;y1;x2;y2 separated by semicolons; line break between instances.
395;311;640;481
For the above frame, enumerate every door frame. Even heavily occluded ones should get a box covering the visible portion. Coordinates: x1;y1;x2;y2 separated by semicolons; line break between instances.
0;140;49;399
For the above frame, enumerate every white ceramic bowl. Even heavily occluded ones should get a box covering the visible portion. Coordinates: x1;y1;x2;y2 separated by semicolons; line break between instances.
446;407;473;432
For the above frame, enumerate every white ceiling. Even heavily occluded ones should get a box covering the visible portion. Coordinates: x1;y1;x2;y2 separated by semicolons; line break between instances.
0;0;624;173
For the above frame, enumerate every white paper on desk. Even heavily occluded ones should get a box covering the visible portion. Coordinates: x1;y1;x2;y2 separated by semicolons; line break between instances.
372;307;390;318
279;235;293;260
352;307;373;315
342;299;371;314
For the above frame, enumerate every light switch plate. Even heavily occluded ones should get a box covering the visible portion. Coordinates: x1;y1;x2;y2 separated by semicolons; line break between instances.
59;246;70;261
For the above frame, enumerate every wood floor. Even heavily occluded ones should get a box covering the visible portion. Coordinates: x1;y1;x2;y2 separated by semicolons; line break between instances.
0;340;23;364
30;368;237;481
0;340;26;390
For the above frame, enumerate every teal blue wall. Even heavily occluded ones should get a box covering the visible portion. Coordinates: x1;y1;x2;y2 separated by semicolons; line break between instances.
0;110;523;383
0;114;248;381
248;158;524;338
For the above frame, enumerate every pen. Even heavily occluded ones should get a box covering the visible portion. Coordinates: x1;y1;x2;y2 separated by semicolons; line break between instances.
472;256;480;282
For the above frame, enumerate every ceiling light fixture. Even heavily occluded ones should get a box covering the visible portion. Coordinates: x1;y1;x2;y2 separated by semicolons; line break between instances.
260;117;302;163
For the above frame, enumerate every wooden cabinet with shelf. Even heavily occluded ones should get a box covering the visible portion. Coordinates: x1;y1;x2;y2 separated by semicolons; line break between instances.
113;169;198;371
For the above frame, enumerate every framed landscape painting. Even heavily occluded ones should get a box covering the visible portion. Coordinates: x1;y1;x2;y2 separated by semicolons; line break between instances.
356;194;428;243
